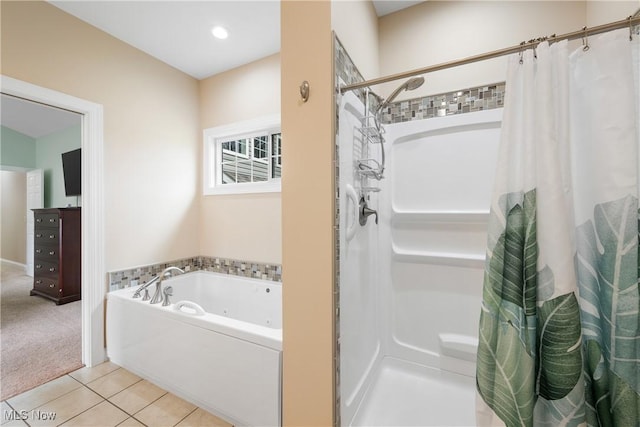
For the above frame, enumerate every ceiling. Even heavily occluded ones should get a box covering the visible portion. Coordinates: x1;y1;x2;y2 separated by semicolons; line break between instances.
1;94;81;139
2;1;423;139
372;1;424;17
50;1;281;80
49;0;424;80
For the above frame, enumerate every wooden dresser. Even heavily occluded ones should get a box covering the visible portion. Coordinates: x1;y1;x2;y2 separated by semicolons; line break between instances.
31;208;81;305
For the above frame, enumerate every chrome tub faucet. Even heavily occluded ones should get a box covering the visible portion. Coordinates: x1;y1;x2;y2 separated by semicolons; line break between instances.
132;266;185;305
150;267;185;304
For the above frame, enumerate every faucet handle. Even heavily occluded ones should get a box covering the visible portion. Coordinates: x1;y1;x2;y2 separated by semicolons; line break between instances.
162;286;173;307
359;197;379;226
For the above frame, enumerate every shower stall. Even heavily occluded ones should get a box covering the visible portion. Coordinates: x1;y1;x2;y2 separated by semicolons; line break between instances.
336;42;504;425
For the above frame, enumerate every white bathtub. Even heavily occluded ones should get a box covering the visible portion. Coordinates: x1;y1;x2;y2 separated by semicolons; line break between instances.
106;271;282;427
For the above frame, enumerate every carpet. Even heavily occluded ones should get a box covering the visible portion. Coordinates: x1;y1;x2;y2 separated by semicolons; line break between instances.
0;262;83;401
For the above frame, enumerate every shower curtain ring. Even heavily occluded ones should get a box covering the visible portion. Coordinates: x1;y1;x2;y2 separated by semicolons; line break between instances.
518;41;525;64
629;16;634;41
582;26;590;51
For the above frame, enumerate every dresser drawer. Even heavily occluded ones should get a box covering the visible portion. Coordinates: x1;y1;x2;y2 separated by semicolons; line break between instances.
35;229;59;244
35;214;60;228
31;207;80;305
34;260;60;276
35;247;58;260
34;277;60;296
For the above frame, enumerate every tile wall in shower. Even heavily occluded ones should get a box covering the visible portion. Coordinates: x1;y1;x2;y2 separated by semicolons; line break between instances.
379;83;506;124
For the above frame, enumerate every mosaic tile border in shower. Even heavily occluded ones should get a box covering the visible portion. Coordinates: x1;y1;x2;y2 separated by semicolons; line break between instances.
335;34;366;107
107;256;282;292
379;82;506;124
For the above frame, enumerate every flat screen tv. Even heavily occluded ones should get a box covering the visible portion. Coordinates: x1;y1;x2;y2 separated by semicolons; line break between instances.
61;148;81;197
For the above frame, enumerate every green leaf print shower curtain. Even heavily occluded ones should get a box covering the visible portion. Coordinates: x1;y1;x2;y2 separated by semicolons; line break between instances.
476;29;640;427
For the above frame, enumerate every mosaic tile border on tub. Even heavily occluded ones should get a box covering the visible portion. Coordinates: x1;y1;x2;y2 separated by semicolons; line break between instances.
108;256;282;292
199;256;282;282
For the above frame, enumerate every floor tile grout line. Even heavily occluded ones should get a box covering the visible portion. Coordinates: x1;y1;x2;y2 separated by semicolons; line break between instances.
115;415;147;427
5;374;85;415
70;363;121;387
106;386;168;418
51;384;107;427
172;406;198;427
5;365;227;427
85;377;144;402
2;400;31;427
65;399;131;427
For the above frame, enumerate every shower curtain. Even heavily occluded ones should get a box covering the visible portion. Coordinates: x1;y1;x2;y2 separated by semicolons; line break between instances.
476;29;639;427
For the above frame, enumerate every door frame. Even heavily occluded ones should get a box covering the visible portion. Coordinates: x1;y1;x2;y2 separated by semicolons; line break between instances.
26;168;44;276
2;75;106;367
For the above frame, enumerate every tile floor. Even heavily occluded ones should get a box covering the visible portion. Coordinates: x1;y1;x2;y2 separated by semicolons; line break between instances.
1;362;232;427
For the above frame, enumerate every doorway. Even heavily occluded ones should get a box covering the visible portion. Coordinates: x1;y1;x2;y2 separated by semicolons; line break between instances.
0;94;84;400
1;75;106;374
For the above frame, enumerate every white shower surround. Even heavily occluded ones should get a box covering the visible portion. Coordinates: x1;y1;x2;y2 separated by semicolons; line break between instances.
339;90;503;426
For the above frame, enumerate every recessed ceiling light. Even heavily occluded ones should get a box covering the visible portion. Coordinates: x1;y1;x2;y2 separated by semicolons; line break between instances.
211;26;228;40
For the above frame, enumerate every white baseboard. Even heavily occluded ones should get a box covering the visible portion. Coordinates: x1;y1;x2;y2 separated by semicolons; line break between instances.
0;259;28;272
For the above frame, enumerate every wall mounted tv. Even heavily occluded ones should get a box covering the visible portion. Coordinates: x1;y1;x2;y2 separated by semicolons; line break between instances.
61;148;81;197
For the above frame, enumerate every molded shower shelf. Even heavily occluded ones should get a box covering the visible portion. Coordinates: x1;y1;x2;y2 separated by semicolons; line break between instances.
391;210;490;225
391;246;486;269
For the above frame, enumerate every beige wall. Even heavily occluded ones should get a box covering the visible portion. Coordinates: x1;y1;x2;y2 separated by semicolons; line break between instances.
281;1;335;425
1;171;27;264
199;54;282;264
332;0;380;80
378;1;587;99
586;1;639;26
1;1;200;271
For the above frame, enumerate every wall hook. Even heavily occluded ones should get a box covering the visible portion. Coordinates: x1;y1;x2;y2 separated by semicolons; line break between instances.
299;80;310;103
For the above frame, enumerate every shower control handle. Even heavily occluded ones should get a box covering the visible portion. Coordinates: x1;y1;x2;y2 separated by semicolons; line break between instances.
359;197;378;226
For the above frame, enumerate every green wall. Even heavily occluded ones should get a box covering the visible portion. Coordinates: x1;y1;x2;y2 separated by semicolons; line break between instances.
1;126;36;168
36;125;81;208
0;125;81;208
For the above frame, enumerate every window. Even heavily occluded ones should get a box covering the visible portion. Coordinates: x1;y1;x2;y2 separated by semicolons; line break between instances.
204;115;281;195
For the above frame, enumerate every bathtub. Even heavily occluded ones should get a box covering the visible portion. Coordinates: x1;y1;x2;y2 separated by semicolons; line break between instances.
106;271;282;427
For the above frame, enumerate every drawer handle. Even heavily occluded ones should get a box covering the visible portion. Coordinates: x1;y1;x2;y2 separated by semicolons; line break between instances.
36;280;42;284
36;249;42;254
36;218;42;222
36;264;42;269
49;234;55;239
49;251;56;256
49;267;56;272
36;234;42;238
49;284;55;288
49;218;56;223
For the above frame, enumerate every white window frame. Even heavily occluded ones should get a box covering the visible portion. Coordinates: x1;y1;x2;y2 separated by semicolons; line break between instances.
203;114;281;195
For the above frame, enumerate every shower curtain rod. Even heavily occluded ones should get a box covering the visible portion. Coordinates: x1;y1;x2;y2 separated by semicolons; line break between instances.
339;15;640;94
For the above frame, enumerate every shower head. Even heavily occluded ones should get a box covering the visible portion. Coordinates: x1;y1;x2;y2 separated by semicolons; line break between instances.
376;76;425;112
404;76;425;91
